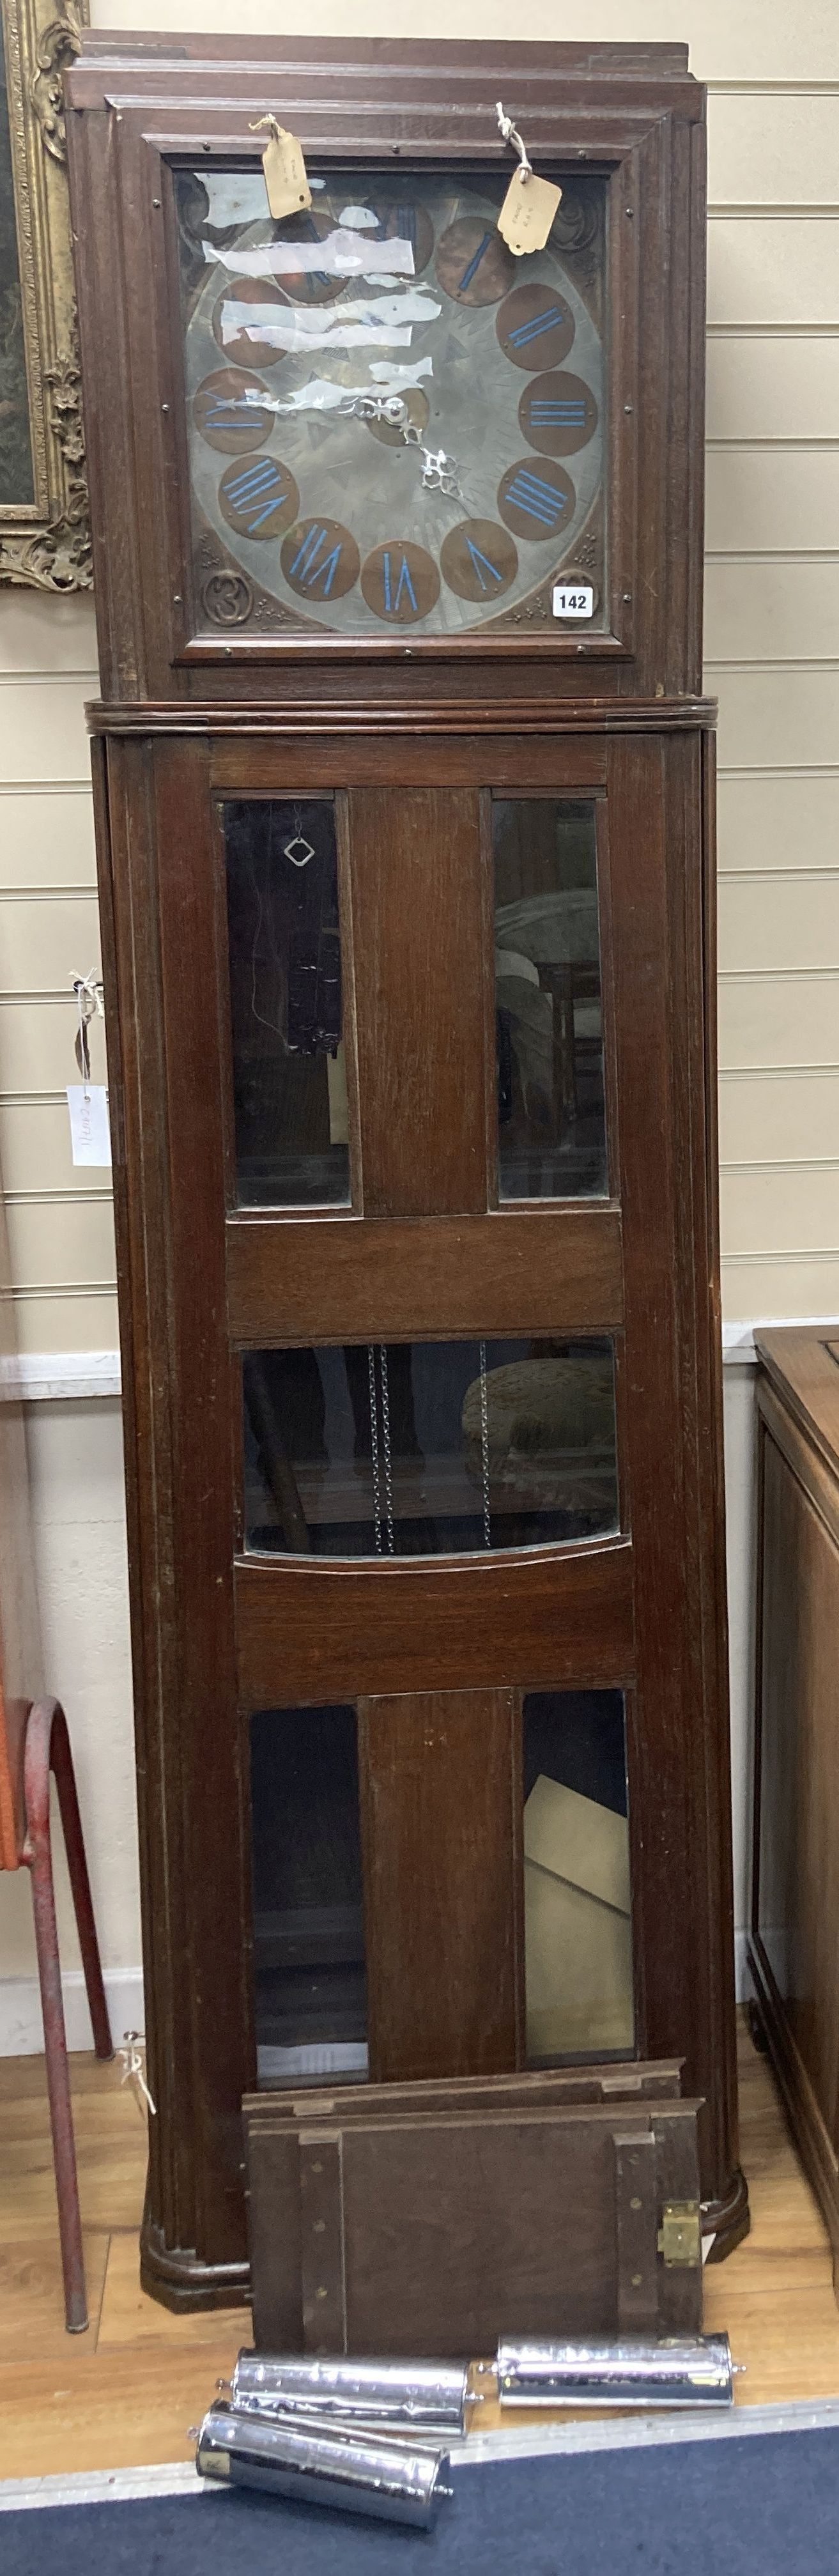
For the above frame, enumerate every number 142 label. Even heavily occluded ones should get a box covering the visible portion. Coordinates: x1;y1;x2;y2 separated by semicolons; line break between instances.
553;583;594;620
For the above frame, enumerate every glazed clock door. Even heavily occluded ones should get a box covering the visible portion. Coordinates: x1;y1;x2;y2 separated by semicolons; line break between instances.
176;164;608;643
152;720;711;2116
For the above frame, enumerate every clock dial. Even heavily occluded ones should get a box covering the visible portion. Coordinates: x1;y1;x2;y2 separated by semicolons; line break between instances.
179;169;606;637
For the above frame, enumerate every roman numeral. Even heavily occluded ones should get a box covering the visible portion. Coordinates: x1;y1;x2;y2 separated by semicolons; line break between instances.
224;457;287;528
465;538;505;592
529;401;587;423
204;401;247;433
288;525;343;594
504;470;567;528
381;551;417;613
507;303;567;349
458;229;493;292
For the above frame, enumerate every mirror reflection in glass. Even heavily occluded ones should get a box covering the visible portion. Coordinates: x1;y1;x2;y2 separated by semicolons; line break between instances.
493;798;607;1200
243;1336;618;1557
523;1688;634;2062
224;798;350;1207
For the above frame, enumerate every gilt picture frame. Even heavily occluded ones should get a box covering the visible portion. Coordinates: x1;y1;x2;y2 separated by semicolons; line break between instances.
0;0;89;589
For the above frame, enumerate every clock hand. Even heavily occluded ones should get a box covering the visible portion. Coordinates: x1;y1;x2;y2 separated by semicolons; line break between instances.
326;389;466;503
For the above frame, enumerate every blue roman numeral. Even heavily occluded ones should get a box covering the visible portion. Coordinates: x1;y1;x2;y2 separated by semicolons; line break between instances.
507;303;567;349
504;469;567;528
529;401;587;424
458;229;493;292
288;525;343;594
381;551;417;613
204;401;247;433
465;539;505;592
224;457;287;528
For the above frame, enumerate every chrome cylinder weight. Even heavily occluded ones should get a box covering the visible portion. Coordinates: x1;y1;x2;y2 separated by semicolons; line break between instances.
228;2348;471;2434
496;2333;738;2410
196;2400;452;2529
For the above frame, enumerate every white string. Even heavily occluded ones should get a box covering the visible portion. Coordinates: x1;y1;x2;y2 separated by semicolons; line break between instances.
72;971;104;1086
118;2030;157;2118
496;100;532;178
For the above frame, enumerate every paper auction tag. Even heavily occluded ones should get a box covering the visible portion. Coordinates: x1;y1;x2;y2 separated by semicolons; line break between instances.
251;117;312;222
67;1084;111;1168
498;167;562;257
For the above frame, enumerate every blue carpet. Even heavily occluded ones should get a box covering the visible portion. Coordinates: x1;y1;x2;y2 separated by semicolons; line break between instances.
3;2430;839;2573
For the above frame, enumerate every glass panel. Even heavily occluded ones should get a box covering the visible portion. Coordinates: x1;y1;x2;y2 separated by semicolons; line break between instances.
224;798;349;1207
250;1703;367;2086
176;165;606;640
523;1690;634;2063
494;799;607;1199
243;1336;618;1556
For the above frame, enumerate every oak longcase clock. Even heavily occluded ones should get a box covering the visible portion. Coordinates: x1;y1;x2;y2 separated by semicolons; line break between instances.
66;33;747;2310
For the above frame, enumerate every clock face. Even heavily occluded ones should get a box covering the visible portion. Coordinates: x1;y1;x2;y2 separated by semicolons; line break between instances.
176;167;606;640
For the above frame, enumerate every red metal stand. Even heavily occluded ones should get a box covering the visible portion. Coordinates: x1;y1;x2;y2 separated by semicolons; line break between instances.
21;1699;113;2332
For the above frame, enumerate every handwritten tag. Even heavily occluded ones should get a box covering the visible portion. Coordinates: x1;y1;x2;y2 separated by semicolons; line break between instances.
67;1084;111;1168
253;119;312;222
497;168;562;258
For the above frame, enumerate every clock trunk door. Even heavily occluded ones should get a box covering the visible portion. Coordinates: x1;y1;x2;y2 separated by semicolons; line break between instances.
122;723;713;2140
170;730;689;2097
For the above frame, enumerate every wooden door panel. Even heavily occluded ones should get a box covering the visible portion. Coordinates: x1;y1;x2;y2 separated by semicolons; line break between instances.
348;788;487;1217
226;1207;624;1343
358;1690;518;2079
210;737;608;796
235;1541;634;1703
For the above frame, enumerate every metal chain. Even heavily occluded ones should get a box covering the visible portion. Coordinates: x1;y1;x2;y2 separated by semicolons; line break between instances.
367;1343;383;1555
479;1341;492;1551
379;1344;396;1555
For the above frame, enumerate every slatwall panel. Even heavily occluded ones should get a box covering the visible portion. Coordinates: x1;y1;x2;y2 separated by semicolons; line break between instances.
706;72;839;1325
0;596;117;1354
1;5;837;1350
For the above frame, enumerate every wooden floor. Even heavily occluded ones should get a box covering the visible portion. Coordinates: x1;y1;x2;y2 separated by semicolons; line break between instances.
1;2019;838;2481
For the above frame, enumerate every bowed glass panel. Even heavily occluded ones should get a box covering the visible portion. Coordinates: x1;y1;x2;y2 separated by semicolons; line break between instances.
243;1336;619;1557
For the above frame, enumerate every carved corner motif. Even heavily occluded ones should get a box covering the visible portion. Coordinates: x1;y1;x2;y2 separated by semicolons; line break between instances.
29;3;82;164
0;0;92;590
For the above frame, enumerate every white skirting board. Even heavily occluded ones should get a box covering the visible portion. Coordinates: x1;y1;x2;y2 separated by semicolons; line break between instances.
0;1942;751;2058
0;1967;145;2055
6;1322;839;1404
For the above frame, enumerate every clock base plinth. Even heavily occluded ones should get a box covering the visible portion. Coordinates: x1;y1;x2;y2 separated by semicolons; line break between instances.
139;2206;250;2315
701;2165;751;2264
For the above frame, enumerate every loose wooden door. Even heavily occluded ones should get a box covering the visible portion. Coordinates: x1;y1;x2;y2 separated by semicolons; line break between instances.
98;716;741;2284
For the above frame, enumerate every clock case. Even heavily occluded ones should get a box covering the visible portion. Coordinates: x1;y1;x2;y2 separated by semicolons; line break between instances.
66;35;706;699
65;36;747;2311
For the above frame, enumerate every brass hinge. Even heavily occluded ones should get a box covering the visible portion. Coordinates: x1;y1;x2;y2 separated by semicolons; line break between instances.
657;2200;702;2267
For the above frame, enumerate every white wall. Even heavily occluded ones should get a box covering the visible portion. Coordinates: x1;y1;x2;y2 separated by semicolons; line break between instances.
2;0;837;2040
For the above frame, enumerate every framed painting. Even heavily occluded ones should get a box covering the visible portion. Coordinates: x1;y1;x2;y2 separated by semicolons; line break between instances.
0;0;89;589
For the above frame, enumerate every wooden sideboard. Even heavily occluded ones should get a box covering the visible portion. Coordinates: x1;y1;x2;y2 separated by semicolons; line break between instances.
750;1328;839;2291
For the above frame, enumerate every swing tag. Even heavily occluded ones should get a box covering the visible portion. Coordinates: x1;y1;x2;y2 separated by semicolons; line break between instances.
498;166;562;257
251;116;312;221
